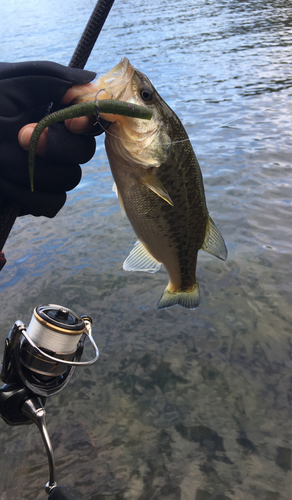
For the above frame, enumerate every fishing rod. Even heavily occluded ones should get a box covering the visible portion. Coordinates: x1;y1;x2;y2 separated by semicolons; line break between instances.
0;1;117;499
2;4;149;498
69;0;115;69
0;203;19;269
0;0;116;267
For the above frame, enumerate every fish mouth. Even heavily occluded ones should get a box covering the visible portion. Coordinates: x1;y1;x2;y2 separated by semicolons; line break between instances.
94;59;167;169
74;58;165;169
95;57;134;101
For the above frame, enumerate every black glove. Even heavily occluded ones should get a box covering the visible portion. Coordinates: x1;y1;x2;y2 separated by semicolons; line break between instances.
0;60;100;217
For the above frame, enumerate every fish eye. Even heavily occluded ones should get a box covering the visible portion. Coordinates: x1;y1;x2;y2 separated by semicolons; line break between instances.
140;86;154;102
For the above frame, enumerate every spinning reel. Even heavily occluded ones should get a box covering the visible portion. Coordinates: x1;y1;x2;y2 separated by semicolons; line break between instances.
0;304;99;497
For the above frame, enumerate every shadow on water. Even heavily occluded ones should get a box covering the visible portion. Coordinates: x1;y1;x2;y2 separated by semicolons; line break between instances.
0;0;291;499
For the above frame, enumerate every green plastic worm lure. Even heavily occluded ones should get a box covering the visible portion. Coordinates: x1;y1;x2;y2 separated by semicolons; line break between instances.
28;99;153;191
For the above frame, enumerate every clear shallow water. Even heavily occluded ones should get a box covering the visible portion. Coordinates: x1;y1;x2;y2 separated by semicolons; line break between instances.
0;1;291;499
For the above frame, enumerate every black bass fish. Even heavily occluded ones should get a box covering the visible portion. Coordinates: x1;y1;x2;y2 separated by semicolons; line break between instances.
75;58;227;309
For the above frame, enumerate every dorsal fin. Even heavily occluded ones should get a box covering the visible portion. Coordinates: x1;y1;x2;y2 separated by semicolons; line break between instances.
201;216;227;261
123;240;161;273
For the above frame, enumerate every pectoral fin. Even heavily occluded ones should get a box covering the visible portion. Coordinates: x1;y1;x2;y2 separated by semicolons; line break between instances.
201;216;227;261
112;182;126;216
123;240;161;273
139;172;173;206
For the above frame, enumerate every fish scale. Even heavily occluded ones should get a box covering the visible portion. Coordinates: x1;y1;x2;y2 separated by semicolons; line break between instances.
156;140;208;291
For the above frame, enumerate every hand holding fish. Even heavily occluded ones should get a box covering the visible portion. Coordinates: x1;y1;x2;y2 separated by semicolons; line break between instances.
18;81;132;154
0;60;99;218
19;85;96;154
27;99;153;191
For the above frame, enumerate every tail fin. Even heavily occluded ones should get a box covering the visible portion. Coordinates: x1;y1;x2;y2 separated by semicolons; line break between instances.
156;282;200;310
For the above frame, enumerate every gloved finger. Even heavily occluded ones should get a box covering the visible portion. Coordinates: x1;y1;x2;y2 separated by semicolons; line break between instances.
0;61;96;113
18;116;96;155
65;115;97;134
0;141;83;193
18;124;48;155
66;115;111;136
61;82;98;104
44;123;96;167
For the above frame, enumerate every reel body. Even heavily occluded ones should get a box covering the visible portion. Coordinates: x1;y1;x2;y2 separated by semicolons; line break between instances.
0;304;99;399
0;304;99;494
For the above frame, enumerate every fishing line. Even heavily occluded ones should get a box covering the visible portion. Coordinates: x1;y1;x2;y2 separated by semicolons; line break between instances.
186;101;285;143
26;313;84;353
94;233;136;320
91;99;144;318
92;98;285;315
94;98;159;145
95;99;285;147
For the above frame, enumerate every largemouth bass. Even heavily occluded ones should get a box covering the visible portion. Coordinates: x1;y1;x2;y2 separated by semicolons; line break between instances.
75;58;227;309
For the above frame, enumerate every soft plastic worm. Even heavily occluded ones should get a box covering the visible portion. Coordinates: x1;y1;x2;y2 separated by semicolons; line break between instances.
28;99;153;191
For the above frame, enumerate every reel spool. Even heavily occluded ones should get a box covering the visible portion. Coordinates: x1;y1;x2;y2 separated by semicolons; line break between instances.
21;305;90;377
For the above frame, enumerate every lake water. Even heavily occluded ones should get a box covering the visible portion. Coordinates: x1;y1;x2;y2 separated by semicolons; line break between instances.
0;1;291;499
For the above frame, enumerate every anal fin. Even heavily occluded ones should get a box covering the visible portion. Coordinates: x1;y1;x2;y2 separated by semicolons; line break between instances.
201;216;227;261
123;240;161;273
